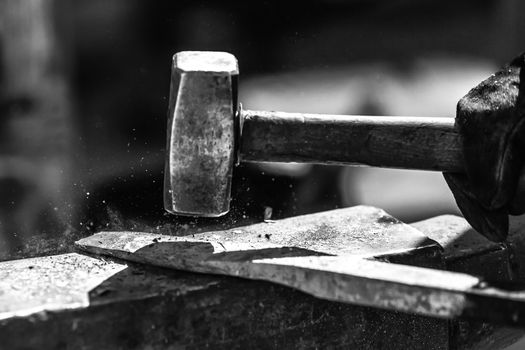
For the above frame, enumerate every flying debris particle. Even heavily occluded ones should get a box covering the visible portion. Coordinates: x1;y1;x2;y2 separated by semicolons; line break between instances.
264;206;272;220
264;206;276;223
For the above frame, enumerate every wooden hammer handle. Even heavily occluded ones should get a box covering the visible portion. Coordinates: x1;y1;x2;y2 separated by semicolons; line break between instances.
240;110;463;172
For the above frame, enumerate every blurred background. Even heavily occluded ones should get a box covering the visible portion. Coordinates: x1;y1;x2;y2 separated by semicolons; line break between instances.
0;0;524;260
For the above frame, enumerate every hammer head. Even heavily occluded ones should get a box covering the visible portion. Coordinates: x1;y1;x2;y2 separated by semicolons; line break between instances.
164;51;239;217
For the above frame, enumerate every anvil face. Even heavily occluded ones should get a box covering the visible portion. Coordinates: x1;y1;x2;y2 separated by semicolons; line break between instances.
76;206;525;325
77;206;452;316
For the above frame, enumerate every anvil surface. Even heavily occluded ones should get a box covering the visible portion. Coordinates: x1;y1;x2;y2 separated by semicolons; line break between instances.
1;206;524;349
75;206;525;327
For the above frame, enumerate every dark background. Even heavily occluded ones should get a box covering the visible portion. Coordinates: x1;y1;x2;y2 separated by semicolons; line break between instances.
1;0;524;260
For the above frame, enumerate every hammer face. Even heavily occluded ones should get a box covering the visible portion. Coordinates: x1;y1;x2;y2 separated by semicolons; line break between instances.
165;51;238;217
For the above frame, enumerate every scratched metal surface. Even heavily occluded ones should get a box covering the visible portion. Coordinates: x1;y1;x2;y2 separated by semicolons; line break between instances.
75;208;525;328
0;205;451;350
0;253;449;349
136;206;438;258
2;206;439;320
2;208;525;349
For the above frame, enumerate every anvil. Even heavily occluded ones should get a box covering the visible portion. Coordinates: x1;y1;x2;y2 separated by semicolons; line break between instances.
76;206;525;326
2;206;525;348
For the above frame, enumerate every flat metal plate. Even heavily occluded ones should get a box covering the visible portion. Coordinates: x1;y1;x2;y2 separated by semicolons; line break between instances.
75;207;525;326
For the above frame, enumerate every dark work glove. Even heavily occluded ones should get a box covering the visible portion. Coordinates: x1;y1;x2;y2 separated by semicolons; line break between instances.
444;52;525;242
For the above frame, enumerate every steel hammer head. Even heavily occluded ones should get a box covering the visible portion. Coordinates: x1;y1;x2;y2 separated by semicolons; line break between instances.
164;51;239;217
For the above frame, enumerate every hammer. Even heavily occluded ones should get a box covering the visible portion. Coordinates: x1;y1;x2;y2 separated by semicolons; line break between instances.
163;51;512;217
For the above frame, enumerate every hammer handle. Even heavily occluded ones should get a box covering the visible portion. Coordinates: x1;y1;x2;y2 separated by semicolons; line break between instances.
240;110;464;172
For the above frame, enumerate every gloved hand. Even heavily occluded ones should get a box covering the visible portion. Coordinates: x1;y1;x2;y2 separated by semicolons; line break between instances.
444;52;525;242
